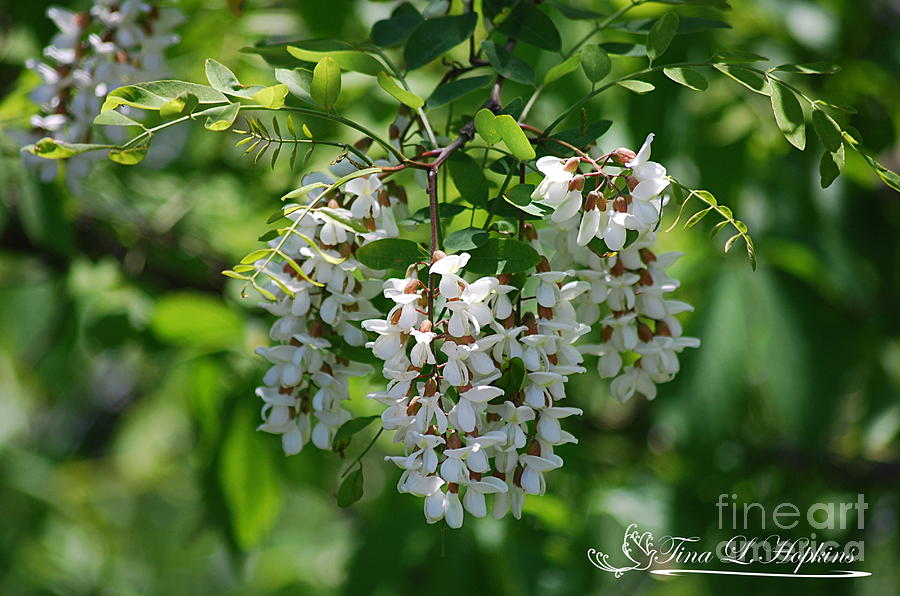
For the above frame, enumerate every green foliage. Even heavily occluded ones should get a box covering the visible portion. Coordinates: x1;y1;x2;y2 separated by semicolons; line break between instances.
403;13;477;70
356;238;428;271
311;57;342;109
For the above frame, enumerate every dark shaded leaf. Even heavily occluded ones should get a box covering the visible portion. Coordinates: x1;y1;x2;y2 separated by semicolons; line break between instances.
647;12;679;62
448;152;489;206
482;41;535;85
580;44;611;83
427;75;492;109
356;238;429;270
444;227;489;252
336;466;364;507
497;2;562;51
466;238;541;274
404;13;478;71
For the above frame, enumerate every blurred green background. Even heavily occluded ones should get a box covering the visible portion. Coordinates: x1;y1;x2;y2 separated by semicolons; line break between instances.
0;0;898;594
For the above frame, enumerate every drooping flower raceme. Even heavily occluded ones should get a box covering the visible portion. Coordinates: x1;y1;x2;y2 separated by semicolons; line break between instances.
363;252;587;526
23;1;182;184
531;133;700;404
252;164;407;455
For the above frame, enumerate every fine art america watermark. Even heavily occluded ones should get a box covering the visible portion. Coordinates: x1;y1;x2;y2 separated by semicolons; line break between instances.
588;494;871;578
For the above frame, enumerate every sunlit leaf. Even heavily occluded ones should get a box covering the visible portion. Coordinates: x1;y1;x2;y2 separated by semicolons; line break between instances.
663;67;709;91
356;238;428;270
769;79;806;150
647;12;679;62
580;44;611;83
376;71;424;109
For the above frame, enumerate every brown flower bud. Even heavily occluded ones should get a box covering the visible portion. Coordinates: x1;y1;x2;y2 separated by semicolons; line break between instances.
524;223;538;241
638;269;654;286
612;147;637;165
626;176;639;192
328;198;340;210
513;466;524;488
378;188;391;207
470;472;482;482
406;398;422;416
278;386;293;395
655;321;672;337
563;157;581;172
498;274;512;285
338;243;352;258
601;325;613;342
610;258;625;277
364;217;377;232
354;137;373;151
568;175;585;192
537;255;552;273
447;431;462;450
538;305;554;320
75;11;91;28
613;196;628;213
522;312;538;335
448;482;460;494
527;439;542;456
637;322;654;343
404;278;420;295
424;378;438;397
431;250;447;264
639;248;657;263
310;319;323;337
389;124;400;140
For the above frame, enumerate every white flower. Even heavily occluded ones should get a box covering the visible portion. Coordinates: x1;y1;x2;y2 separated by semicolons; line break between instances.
449;385;503;433
610;364;658;402
463;476;508;518
410;329;437;367
344;174;383;219
532;156;576;204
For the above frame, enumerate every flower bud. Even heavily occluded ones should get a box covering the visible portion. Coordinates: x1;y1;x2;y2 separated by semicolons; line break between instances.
610;258;625;277
601;325;613;342
563;157;581;172
568;175;585;192
639;248;657;263
389;124;400;140
328;198;341;210
583;191;597;211
378;188;391;207
538;305;554;320
364;217;377;232
424;378;438;397
537;256;551;273
431;250;447;264
655;321;672;337
638;269;654;286
527;439;541;456
612;147;636;165
355;137;374;151
418;319;432;333
404;278;420;295
447;431;462;449
524;223;538;242
613;196;628;213
626;176;639;192
637;322;654;343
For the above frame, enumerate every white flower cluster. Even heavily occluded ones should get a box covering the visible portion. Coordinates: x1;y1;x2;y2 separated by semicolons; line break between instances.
362;252;588;527
24;1;182;181
532;133;700;403
254;168;408;455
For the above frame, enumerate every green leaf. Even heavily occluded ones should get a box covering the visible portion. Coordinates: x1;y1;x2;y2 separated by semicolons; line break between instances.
851;144;900;192
504;184;552;217
252;84;289;109
336;466;364;507
495;357;526;399
371;5;423;47
712;50;769;63
102;80;227;112
551;120;613;148
497;2;562;51
475;108;503;144
448;152;489;206
713;64;770;95
819;144;844;189
773;62;840;75
617;80;656;94
219;401;282;550
93;111;142;127
311;57;341;109
24;137;112;159
466;238;541;274
580;44;611;83
205;59;264;98
108;144;148;165
356;238;428;270
769;79;806;150
317;206;369;234
275;68;314;104
404;203;468;224
481;41;535;86
159;91;199;117
426;75;492;109
404;13;478;71
602;42;646;57
495;114;536;161
376;71;424;109
647;12;679;62
286;43;382;75
811;108;842;152
547;1;604;20
685;207;712;228
663;67;709;91
543;53;581;86
332;415;379;450
200;102;241;131
444;227;489;252
612;16;730;35
151;292;243;348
